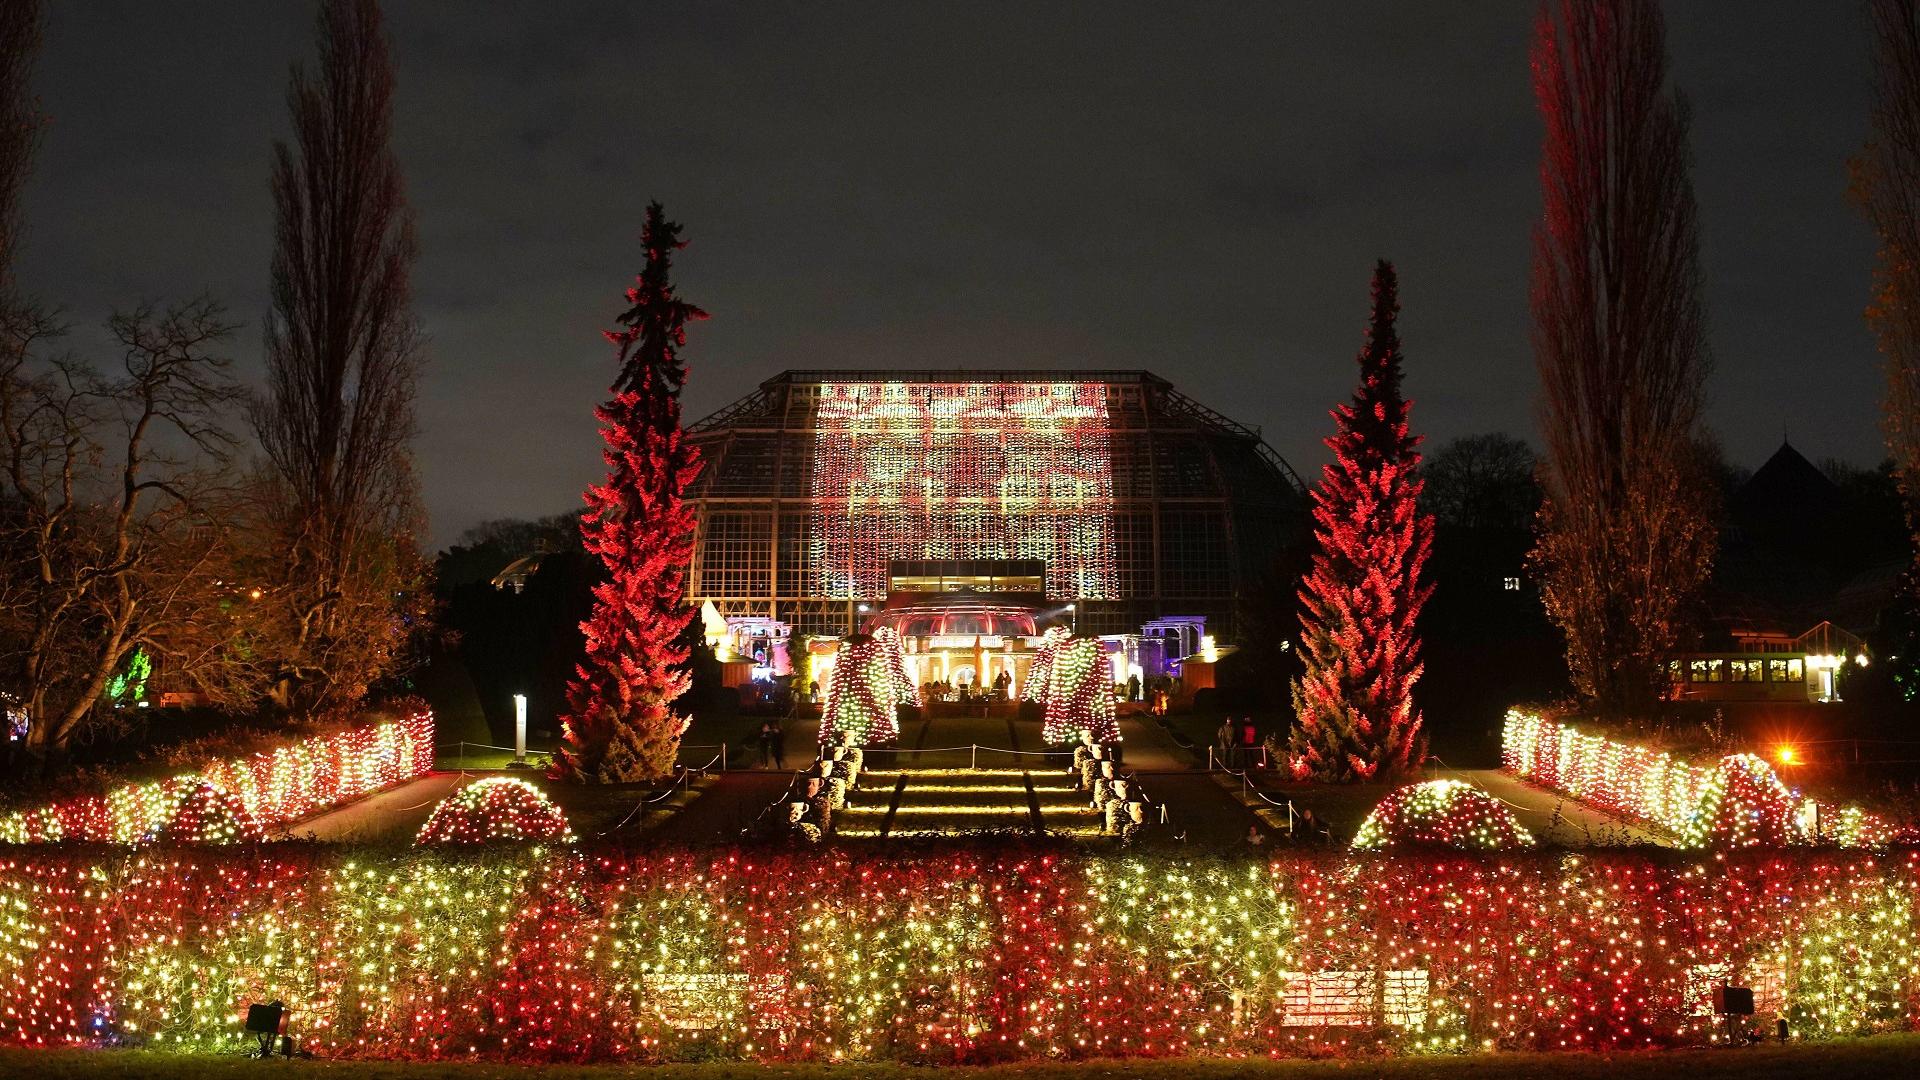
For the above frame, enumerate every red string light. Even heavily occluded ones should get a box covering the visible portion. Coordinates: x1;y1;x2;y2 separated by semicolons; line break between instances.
1041;638;1120;745
818;627;922;747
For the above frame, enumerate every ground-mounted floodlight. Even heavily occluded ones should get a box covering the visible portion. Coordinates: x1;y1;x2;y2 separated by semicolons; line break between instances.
1713;985;1754;1044
244;999;289;1058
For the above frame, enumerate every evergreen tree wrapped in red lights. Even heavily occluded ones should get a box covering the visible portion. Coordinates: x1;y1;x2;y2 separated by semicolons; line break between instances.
820;629;921;747
1042;637;1120;744
1024;625;1071;705
1289;260;1434;782
555;203;707;783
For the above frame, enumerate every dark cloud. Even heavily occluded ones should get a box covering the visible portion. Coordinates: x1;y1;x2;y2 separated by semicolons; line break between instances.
15;2;1884;546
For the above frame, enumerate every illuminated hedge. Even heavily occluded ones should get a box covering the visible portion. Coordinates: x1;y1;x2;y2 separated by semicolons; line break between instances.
1501;710;1900;848
416;778;574;845
0;709;436;844
1352;780;1534;851
0;844;1912;1061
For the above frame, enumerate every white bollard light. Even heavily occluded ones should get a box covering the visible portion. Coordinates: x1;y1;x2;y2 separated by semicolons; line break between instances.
513;693;528;765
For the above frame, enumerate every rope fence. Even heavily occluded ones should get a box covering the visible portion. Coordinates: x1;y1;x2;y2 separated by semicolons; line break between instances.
1204;746;1305;838
436;741;730;772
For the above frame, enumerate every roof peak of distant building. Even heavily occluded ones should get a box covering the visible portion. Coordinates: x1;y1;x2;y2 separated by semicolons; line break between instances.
761;368;1170;388
1752;437;1829;481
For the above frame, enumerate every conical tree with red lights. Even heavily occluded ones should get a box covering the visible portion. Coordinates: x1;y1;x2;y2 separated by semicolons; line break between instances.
1288;260;1433;782
554;203;708;783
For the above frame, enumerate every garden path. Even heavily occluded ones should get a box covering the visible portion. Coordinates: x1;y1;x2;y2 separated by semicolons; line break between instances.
1454;768;1675;847
278;770;467;842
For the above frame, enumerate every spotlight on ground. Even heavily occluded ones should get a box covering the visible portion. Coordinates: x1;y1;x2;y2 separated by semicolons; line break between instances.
244;1000;290;1058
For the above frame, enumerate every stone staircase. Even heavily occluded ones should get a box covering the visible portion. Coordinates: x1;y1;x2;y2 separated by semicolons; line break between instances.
832;766;1104;839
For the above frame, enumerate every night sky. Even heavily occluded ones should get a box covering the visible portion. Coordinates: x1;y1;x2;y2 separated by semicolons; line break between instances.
15;3;1880;546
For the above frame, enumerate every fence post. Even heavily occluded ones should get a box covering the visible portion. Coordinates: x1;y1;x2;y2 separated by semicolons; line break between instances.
458;742;466;772
722;743;728;772
971;744;978;770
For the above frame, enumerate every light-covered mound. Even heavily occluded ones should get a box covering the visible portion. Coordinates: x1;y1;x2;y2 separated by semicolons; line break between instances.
416;777;574;845
1352;779;1535;851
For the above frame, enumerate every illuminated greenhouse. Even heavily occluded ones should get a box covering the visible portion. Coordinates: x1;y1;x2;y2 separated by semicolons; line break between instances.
685;370;1306;642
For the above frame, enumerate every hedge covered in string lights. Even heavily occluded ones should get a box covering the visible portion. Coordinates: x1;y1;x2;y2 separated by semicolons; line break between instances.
1501;710;1903;848
0;843;1913;1062
417;778;574;845
0;708;435;844
1352;780;1534;851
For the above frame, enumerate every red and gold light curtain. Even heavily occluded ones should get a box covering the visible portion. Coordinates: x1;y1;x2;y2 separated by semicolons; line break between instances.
810;383;1118;601
0;846;1914;1061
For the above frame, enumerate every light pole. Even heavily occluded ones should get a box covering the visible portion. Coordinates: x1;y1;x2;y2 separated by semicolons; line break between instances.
1066;603;1076;635
512;693;528;767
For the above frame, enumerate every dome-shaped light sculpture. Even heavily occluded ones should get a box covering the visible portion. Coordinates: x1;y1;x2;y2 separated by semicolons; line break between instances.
416;777;574;845
1352;779;1534;851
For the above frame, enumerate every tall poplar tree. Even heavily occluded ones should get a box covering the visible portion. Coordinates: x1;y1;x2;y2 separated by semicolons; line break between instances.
252;0;428;716
555;203;706;783
1858;0;1920;698
1529;0;1715;716
1288;261;1433;783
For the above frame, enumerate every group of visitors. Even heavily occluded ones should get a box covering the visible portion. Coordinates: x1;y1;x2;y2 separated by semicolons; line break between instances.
1116;674;1173;714
1214;716;1264;769
921;667;1014;703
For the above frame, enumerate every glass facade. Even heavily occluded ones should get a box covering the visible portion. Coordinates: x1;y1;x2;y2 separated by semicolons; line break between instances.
684;371;1305;639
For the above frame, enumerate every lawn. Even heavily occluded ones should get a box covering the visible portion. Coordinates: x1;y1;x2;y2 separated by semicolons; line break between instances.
6;1037;1920;1080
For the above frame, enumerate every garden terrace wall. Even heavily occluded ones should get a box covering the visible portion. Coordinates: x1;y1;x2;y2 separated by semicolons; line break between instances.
0;843;1913;1062
0;709;435;843
1500;709;1898;847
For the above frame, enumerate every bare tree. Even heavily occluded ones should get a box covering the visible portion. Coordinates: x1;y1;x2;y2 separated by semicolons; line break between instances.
1;300;255;769
1421;433;1541;532
0;0;41;289
1859;1;1920;548
250;0;428;716
1529;0;1717;716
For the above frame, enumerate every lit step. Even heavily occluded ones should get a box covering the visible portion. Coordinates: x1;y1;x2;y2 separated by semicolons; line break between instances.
882;788;1031;808
883;803;1036;810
